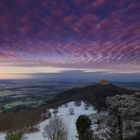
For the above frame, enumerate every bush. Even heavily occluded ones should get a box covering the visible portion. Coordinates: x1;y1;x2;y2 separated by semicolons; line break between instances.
69;107;75;115
5;132;23;140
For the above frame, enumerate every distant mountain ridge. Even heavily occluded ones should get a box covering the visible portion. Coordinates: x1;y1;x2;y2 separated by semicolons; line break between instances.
47;80;135;110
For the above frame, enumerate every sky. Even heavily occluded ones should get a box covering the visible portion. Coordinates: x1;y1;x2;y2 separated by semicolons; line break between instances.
0;0;140;79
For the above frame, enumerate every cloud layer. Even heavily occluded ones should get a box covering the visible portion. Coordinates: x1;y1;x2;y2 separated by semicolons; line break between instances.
0;0;140;72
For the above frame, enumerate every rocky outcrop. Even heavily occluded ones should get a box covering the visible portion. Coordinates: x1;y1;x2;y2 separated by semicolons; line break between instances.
106;93;140;140
91;93;140;140
99;80;110;85
90;112;111;140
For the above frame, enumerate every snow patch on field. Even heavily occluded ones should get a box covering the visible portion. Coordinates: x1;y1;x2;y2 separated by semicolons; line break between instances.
0;101;96;140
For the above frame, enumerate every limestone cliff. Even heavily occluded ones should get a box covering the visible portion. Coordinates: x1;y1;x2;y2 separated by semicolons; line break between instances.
91;93;140;140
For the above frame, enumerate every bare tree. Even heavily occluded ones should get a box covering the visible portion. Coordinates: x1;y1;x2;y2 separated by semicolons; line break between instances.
44;118;68;140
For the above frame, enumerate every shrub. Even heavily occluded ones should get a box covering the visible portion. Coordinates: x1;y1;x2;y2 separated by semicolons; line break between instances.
5;132;23;140
69;107;75;115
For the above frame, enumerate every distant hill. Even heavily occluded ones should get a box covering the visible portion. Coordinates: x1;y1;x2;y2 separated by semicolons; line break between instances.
47;80;135;110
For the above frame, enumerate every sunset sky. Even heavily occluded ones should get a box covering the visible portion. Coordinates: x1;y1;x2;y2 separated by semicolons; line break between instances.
0;0;140;79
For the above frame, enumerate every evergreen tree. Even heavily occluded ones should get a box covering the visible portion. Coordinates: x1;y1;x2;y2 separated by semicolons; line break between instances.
76;115;93;140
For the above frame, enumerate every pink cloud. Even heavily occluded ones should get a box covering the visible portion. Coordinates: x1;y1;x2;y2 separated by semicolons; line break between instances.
74;0;84;7
72;14;98;33
91;0;106;8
